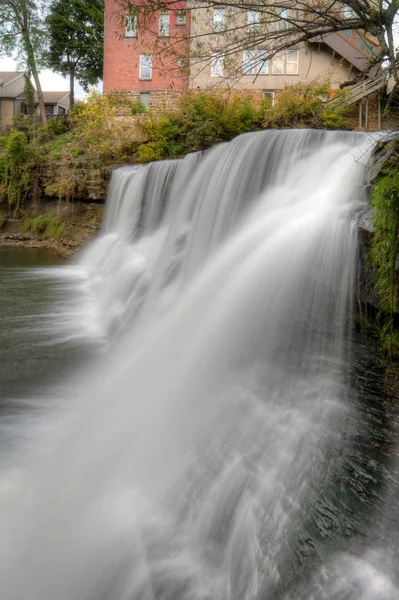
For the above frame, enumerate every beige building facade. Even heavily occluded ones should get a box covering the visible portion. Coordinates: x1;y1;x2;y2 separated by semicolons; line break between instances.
187;3;379;99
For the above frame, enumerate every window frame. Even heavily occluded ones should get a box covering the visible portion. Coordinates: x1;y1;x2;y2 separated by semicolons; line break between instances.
271;52;284;75
158;12;170;37
176;10;187;25
243;49;255;75
262;91;275;106
211;52;224;77
277;8;289;31
139;54;153;80
213;8;225;32
139;92;151;108
286;49;299;75
257;48;269;75
125;13;137;38
247;10;260;31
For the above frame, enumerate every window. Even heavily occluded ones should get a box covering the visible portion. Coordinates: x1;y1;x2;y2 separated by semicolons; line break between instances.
176;10;186;25
139;55;152;79
247;10;260;30
343;5;356;17
177;57;185;68
213;8;225;32
243;49;255;75
262;91;275;106
272;52;284;75
277;8;289;30
257;48;269;75
125;14;137;37
211;53;224;76
139;92;151;108
286;49;299;74
159;12;170;36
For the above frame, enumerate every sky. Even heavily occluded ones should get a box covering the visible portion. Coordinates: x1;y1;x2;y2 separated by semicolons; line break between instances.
0;56;95;99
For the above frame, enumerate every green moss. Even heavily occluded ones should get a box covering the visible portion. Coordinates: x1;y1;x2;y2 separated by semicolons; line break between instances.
22;212;64;239
370;166;399;358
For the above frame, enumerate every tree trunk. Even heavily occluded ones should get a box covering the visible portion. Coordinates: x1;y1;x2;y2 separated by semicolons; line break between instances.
21;29;48;126
31;65;48;126
69;66;75;108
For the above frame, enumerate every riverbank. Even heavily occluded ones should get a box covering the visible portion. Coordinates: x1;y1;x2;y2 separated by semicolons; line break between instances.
0;201;103;258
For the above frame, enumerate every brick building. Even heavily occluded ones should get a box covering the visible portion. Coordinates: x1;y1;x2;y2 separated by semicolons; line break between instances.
104;0;189;108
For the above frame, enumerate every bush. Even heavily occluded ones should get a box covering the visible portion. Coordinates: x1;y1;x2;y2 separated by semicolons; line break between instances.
46;118;69;136
263;78;351;130
69;90;142;164
0;130;38;209
137;91;265;161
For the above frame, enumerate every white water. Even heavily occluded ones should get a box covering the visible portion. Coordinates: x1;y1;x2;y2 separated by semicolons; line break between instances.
1;129;394;599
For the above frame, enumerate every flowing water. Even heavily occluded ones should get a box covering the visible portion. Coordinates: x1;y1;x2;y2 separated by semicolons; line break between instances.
0;130;399;599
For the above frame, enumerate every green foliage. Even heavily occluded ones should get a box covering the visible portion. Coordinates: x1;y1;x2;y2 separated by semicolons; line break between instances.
370;167;399;358
0;130;34;209
68;90;140;164
264;79;351;130
24;77;36;120
0;1;48;123
46;118;69;136
22;212;64;239
137;91;265;161
45;0;104;104
106;91;147;115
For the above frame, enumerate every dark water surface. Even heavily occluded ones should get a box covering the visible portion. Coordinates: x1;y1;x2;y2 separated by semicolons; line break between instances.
0;248;95;449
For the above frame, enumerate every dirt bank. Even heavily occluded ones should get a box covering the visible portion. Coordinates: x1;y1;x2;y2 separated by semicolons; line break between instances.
0;201;104;258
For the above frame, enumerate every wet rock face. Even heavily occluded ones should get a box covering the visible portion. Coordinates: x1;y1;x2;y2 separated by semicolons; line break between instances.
358;132;399;313
357;221;379;310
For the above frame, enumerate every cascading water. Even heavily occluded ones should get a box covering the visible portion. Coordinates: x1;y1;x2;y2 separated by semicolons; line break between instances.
0;129;396;599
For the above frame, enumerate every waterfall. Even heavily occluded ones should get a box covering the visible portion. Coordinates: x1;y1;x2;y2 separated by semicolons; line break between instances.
1;129;393;600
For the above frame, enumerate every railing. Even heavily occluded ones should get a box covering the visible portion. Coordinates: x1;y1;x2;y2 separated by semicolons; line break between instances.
329;75;386;107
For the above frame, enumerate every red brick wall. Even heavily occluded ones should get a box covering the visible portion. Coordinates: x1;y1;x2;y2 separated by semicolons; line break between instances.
104;0;189;92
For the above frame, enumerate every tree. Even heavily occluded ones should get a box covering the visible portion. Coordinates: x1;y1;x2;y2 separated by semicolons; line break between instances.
0;0;48;124
45;0;104;107
117;0;399;103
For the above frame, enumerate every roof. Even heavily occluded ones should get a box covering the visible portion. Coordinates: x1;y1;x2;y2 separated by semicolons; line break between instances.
311;31;380;76
0;71;26;85
41;91;70;105
18;90;71;104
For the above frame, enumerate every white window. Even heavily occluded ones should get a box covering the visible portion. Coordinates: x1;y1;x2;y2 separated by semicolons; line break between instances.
243;49;255;75
262;91;275;106
159;12;170;36
257;48;269;74
277;8;289;30
176;11;186;25
213;8;225;32
139;92;151;108
344;4;356;17
272;52;284;75
286;49;299;74
125;14;137;37
211;53;224;77
139;55;152;79
177;57;185;67
247;10;260;30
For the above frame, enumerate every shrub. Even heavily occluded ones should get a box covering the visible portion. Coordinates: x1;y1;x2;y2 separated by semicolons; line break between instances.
264;78;351;130
1;130;37;209
137;91;265;161
69;90;141;164
46;118;69;136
